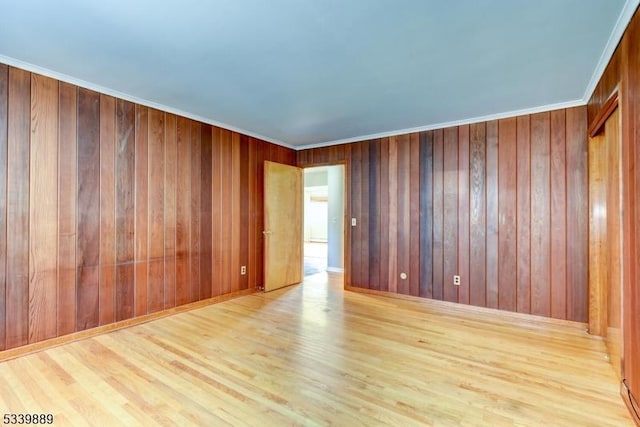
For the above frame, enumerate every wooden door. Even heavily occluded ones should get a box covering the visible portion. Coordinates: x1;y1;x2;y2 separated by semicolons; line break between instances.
588;107;622;378
264;161;303;292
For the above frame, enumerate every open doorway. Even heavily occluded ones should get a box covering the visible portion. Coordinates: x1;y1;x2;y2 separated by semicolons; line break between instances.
303;165;344;277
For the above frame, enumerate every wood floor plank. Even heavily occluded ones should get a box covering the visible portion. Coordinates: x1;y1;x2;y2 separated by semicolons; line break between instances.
0;273;632;426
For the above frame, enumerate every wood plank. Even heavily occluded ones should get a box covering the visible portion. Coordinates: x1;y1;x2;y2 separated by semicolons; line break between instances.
147;109;165;314
247;137;257;290
230;132;240;293
134;105;148;316
239;134;250;290
350;142;362;287
29;74;59;343
360;140;370;289
443;127;458;303
175;117;191;306
409;133;420;297
219;129;231;295
115;99;135;321
200;124;213;299
57;82;77;336
530;112;551;317
565;107;588;322
255;140;266;288
0;64;7;349
368;140;380;291
419;132;433;298
469;123;486;307
397;136;410;295
387;138;398;293
486;120;499;309
432;130;444;300
457;126;470;304
164;113;177;309
189;120;201;302
99;94;116;325
379;138;390;292
498;118;517;312
211;127;222;296
76;87;100;331
516;116;531;314
550;110;567;319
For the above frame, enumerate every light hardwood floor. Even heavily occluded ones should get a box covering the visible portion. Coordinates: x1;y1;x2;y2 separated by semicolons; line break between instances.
0;273;632;426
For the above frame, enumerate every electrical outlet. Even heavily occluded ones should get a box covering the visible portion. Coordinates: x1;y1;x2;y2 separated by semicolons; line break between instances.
241;266;247;275
351;218;357;226
453;275;461;286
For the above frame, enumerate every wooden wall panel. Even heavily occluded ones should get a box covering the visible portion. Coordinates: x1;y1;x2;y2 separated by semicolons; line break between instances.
299;107;587;324
443;128;458;303
530;112;551;317
0;65;7;350
497;118;517;311
588;8;640;418
99;95;116;326
0;63;296;351
76;88;100;331
5;67;30;349
115;99;135;321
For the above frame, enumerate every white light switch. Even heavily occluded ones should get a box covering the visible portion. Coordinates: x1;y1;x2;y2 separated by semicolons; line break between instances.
351;218;357;226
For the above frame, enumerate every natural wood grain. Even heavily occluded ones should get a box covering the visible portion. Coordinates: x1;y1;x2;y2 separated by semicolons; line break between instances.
0;273;632;426
147;108;165;314
199;124;212;299
550;110;567;319
443;127;458;303
231;132;241;293
387;138;398;293
397;136;410;295
175;117;191;306
134;105;149;316
189;120;201;303
469;123;486;307
498;118;517;311
379;138;390;292
409;133;420;297
239;135;250;291
419;132;433;299
0;64;7;350
99;95;116;326
57;82;77;336
76;88;100;331
29;74;59;343
368;140;381;291
516;115;531;314
485;121;499;309
360;140;370;290
432;130;444;300
115;99;135;321
219;129;231;295
457;126;470;304
163;113;177;309
530;113;551;317
350;142;362;286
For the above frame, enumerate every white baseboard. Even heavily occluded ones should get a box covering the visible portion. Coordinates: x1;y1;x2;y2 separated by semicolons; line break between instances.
326;267;344;273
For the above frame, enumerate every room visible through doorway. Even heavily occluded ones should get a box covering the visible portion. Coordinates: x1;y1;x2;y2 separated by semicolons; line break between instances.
303;165;344;277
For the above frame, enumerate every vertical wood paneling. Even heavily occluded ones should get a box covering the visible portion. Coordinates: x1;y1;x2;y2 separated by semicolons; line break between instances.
211;127;222;296
219;129;231;295
57;82;77;336
115;99;135;321
189;120;201;302
497;118;517;311
6;67;30;348
397;136;410;295
76;88;100;331
516;116;531;314
409;133;420;297
247;137;257;290
419;132;433;298
350;142;362;286
360;140;370;290
368;140;380;291
230;132;240;293
379;138;389;292
29;74;59;343
566;107;588;322
387;138;398;293
99;94;116;325
485;121;499;309
550;110;567;319
175;117;191;306
164;113;177;309
443;128;458;303
147;108;165;314
0;65;7;349
469;123;486;307
200;124;212;299
457;126;470;304
432;130;444;300
134;105;148;316
239;134;250;291
530;112;551;317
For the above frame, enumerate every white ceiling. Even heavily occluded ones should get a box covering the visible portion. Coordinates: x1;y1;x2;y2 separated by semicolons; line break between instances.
0;0;637;148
